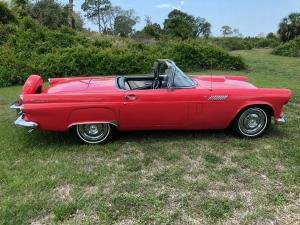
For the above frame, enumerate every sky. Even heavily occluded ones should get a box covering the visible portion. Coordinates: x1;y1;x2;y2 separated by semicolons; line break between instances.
61;0;300;37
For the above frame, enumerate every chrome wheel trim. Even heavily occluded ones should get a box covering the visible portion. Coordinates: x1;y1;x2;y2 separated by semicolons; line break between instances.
238;108;268;137
76;123;111;144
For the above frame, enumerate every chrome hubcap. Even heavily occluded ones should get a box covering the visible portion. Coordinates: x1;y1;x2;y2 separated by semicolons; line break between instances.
89;125;99;135
238;108;267;136
77;123;110;143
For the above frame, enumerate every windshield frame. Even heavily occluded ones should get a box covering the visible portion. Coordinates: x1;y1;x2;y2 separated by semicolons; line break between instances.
166;62;196;89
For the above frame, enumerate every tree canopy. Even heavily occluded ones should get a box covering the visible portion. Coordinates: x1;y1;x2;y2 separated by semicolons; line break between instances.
0;1;16;24
29;0;83;30
278;12;300;42
81;0;111;32
163;9;211;40
221;25;233;37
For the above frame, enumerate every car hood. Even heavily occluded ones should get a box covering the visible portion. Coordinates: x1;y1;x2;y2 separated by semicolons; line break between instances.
45;76;117;93
193;75;257;89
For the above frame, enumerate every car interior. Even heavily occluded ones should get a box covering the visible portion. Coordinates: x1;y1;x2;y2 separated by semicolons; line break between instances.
117;61;172;90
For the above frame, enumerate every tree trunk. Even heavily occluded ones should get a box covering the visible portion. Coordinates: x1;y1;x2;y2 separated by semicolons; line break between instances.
68;0;73;28
97;4;101;32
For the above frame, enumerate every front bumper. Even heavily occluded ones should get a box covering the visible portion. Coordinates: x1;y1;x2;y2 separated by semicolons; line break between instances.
10;102;38;130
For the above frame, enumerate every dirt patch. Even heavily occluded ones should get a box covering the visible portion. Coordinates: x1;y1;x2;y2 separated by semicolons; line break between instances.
53;185;73;202
117;219;136;225
273;200;300;225
181;213;207;225
181;155;203;173
30;214;54;225
84;186;98;197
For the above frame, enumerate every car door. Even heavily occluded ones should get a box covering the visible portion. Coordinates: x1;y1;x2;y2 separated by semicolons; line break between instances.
119;88;190;130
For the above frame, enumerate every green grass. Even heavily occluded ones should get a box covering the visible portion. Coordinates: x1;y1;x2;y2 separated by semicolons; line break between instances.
0;49;299;224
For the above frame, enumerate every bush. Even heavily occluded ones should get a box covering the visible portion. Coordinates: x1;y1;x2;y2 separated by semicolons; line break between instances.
38;45;160;78
167;40;245;70
0;47;37;86
210;37;253;51
0;2;16;24
0;21;246;87
246;37;281;49
38;40;245;79
208;37;281;51
272;37;300;57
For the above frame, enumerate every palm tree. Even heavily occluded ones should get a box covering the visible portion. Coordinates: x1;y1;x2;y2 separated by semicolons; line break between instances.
68;0;73;28
278;13;300;42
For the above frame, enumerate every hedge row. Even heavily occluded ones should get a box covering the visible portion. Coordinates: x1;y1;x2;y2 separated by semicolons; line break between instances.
209;37;281;51
0;17;245;87
272;37;300;57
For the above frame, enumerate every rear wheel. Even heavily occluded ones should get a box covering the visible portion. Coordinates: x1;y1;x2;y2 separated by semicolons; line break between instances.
233;107;271;138
73;123;114;144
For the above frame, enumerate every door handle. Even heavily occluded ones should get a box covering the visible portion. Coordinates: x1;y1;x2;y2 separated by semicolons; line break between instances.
124;94;137;101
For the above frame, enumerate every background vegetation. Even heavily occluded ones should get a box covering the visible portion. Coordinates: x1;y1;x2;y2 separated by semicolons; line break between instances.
272;37;300;57
2;0;300;87
0;16;245;87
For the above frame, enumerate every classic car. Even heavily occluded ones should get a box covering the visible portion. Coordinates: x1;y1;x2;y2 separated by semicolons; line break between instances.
10;59;292;144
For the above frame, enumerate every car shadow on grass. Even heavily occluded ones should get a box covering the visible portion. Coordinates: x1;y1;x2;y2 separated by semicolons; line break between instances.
21;124;286;151
21;129;232;149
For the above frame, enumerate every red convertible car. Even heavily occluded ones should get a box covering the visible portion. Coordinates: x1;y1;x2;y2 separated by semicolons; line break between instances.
10;60;291;144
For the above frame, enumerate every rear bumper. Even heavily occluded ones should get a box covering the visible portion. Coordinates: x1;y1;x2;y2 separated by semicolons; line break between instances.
10;102;38;130
10;102;23;115
14;114;38;129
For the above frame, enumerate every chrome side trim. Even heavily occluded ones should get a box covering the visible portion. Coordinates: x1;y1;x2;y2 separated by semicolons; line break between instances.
14;115;38;129
68;121;118;129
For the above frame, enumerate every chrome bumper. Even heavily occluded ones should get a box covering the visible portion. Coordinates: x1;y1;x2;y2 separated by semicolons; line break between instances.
276;116;286;125
10;102;24;115
10;102;38;131
14;114;38;129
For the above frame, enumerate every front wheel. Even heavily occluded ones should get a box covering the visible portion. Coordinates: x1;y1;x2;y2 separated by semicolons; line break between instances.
73;123;114;144
233;107;271;138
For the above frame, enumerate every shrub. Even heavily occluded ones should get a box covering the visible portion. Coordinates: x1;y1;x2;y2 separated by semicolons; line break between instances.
246;37;281;49
167;40;245;70
0;2;16;24
38;45;160;78
38;40;245;79
0;47;37;87
209;37;281;51
272;37;300;57
210;37;253;51
0;24;16;45
0;21;246;87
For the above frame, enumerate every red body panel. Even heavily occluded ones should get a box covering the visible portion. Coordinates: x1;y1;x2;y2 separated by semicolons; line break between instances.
20;75;292;132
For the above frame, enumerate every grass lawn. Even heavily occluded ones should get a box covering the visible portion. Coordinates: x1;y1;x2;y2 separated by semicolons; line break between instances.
0;49;299;225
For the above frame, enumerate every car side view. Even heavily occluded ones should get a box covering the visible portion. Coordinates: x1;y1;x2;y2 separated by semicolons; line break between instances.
10;60;292;144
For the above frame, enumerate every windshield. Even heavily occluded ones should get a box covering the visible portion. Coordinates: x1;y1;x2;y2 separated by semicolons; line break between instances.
172;65;195;88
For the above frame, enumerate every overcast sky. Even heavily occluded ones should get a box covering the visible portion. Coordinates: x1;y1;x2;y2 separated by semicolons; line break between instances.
61;0;300;36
